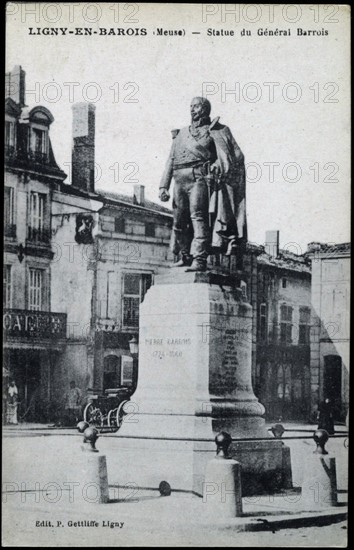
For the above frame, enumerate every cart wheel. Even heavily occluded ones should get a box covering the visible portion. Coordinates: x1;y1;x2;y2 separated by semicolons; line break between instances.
116;400;129;429
108;408;118;428
84;403;104;427
83;403;94;423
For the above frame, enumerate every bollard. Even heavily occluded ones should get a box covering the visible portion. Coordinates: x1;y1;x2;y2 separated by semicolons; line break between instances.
301;429;337;510
271;423;285;438
83;427;99;452
203;432;243;517
77;427;109;504
159;481;171;496
77;420;89;433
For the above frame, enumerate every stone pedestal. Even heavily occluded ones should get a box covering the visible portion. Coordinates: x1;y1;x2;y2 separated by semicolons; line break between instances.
118;271;292;495
203;457;243;517
301;454;338;509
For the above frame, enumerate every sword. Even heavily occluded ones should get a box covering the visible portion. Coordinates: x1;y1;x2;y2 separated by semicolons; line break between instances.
204;161;214;229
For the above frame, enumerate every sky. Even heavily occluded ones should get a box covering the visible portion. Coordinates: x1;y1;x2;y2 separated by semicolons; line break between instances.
6;3;351;252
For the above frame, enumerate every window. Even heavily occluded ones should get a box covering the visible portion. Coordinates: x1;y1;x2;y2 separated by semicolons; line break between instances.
121;356;134;386
259;303;267;342
30;127;48;163
145;222;155;238
32;128;47;154
28;269;43;311
115;217;125;233
277;364;291;402
4;187;16;238
299;306;311;344
3;265;12;308
282;278;287;288
5;120;15;148
28;192;46;241
106;271;117;319
280;304;293;344
122;272;152;328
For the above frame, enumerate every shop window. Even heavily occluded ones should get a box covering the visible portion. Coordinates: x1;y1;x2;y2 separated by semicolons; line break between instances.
103;355;121;390
277;364;291;402
121;355;134;386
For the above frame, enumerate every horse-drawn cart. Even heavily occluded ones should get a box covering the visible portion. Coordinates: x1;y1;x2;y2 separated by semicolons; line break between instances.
83;387;131;430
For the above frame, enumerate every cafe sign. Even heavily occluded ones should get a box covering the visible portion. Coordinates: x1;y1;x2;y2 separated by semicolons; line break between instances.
3;309;67;339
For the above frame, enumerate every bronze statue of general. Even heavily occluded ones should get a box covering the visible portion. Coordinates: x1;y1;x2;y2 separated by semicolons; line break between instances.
159;97;247;272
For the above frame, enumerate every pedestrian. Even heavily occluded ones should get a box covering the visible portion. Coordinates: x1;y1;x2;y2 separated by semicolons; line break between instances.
317;397;335;435
64;380;82;427
7;380;19;425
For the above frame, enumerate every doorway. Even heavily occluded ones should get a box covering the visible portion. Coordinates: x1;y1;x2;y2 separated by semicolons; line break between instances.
323;355;342;419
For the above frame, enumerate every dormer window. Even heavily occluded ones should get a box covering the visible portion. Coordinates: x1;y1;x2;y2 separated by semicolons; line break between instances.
26;106;54;165
5;119;16;159
5;120;15;147
30;126;48;162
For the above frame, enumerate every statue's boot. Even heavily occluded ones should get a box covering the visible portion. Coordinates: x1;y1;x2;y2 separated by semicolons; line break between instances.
172;254;193;267
185;259;207;272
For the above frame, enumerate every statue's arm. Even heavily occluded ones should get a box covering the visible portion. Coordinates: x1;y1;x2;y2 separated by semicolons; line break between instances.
159;131;178;191
159;149;174;191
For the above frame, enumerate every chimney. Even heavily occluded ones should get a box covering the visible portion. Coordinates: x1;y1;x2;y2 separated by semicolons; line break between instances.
5;65;26;107
133;184;145;205
265;230;279;258
71;103;96;193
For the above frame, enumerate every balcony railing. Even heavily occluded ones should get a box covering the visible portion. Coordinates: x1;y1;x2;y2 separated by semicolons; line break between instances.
3;309;67;339
27;227;51;244
5;144;16;160
5;146;49;165
4;224;17;239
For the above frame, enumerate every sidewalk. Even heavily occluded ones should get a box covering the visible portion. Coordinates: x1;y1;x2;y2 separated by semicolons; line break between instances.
2;483;348;546
2;421;348;545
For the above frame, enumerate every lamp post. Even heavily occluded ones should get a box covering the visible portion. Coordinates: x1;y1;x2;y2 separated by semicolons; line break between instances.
129;336;139;389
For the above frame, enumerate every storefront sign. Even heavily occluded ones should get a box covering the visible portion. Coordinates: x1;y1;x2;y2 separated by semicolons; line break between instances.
3;309;67;339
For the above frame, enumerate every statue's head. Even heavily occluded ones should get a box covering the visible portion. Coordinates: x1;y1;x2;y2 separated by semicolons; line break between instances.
190;97;211;122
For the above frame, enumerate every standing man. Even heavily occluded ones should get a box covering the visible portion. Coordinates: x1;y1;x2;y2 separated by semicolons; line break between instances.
159;97;247;272
7;380;19;425
64;380;82;427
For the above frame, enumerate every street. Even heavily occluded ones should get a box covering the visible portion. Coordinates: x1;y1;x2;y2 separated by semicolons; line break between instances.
2;423;348;546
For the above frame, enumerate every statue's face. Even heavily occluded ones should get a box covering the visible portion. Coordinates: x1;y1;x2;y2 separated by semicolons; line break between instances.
190;98;205;121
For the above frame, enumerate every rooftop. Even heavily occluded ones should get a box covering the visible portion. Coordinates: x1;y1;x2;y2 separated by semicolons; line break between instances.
97;189;173;217
307;242;351;255
246;242;312;274
257;250;312;274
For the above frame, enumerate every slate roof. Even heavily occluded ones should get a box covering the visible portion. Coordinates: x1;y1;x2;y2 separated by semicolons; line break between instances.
97;189;172;217
257;249;312;274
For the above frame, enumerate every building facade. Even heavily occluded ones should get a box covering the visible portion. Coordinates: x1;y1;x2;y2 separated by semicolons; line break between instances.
244;232;312;421
4;66;68;422
4;66;173;422
307;242;350;421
